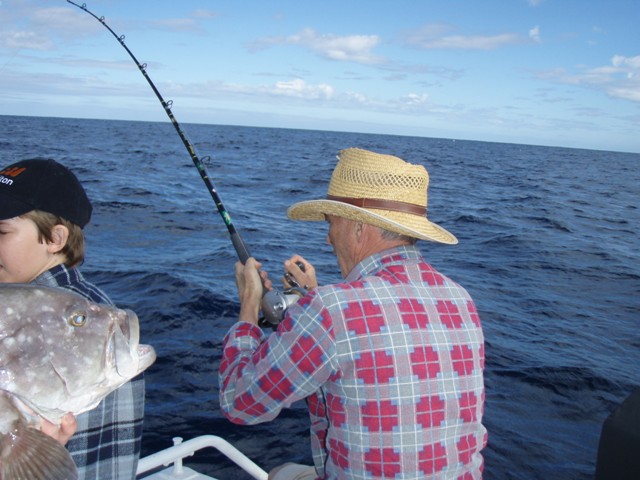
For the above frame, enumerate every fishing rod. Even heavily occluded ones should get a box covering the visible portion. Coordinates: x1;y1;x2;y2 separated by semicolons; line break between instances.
66;1;251;263
67;1;304;326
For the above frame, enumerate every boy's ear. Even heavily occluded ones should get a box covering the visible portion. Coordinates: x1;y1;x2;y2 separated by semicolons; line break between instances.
47;224;70;253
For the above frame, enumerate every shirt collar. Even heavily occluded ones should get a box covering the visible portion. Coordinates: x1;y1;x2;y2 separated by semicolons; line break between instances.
345;245;422;282
32;264;80;288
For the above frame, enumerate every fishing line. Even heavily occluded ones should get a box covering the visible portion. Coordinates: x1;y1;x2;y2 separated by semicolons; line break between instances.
66;1;304;326
65;0;252;263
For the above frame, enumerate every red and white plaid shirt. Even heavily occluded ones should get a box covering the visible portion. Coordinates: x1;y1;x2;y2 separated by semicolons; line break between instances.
220;246;487;479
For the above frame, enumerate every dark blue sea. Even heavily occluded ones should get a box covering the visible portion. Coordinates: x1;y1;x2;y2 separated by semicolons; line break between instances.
2;114;638;479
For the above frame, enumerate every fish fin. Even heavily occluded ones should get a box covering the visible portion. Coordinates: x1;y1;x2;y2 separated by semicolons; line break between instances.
0;424;78;480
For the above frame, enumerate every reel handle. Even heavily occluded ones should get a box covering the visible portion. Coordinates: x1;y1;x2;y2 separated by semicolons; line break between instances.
283;261;306;289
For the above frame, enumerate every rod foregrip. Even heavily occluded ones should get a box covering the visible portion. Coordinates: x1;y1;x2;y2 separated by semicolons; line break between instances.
230;232;252;264
230;232;269;300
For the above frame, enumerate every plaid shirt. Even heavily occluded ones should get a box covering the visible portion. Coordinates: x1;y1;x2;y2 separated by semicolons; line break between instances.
33;264;145;480
220;246;487;479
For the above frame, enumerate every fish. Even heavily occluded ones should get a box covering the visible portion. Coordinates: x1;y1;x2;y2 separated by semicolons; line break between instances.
0;284;156;480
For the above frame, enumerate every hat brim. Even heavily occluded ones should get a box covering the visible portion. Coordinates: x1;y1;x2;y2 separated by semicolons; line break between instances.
0;193;34;221
287;199;458;245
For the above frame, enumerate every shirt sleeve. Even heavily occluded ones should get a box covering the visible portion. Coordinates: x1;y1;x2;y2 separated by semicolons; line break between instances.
218;291;336;425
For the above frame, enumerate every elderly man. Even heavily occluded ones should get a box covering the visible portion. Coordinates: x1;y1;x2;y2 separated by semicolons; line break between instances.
220;148;487;479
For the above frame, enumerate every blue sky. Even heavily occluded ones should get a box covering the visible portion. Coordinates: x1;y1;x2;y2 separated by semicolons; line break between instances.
1;0;638;153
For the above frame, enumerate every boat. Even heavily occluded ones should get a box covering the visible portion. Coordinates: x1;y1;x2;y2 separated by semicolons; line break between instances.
136;435;268;480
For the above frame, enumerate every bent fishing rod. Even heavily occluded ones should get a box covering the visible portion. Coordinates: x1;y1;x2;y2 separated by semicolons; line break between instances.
67;1;304;326
65;1;250;263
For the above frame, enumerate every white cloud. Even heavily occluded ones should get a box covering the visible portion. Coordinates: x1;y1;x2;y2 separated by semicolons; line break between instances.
35;6;103;37
0;30;53;50
404;23;528;50
272;78;335;99
537;55;640;102
346;91;369;104
612;54;640;70
157;75;434;115
249;28;383;65
213;78;336;103
529;26;541;43
403;93;428;106
607;86;640;102
150;9;220;33
0;4;102;49
193;9;220;20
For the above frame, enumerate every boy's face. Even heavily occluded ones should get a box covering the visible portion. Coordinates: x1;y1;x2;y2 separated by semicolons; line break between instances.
0;216;57;283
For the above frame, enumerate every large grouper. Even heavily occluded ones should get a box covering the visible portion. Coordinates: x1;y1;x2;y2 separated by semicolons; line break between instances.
0;284;156;480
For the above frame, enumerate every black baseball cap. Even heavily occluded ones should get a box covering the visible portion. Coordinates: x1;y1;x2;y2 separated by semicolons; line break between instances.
0;158;92;228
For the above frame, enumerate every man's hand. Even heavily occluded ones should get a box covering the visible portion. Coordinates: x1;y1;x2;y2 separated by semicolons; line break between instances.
284;255;318;290
40;413;77;445
235;257;271;326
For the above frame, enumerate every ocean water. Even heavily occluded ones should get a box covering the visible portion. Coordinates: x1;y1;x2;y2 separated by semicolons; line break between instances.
2;114;638;479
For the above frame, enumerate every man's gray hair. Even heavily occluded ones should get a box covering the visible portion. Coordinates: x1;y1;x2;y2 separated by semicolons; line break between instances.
379;227;417;245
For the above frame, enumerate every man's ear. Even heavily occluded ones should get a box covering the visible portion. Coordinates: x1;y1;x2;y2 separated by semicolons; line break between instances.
47;224;70;253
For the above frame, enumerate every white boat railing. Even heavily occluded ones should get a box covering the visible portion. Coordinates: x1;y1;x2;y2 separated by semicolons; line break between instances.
136;435;268;480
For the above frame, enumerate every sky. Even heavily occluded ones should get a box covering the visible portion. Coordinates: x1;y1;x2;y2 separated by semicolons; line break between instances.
1;0;639;154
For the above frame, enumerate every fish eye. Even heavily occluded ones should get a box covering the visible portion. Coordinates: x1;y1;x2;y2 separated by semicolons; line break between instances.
69;312;88;327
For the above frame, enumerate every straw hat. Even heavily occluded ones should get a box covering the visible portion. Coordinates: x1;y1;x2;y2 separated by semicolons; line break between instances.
287;148;457;244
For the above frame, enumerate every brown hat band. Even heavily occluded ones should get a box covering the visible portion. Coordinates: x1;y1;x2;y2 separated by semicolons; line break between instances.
327;195;426;216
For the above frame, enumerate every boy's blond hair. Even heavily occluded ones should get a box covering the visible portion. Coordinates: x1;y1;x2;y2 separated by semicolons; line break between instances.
23;210;86;267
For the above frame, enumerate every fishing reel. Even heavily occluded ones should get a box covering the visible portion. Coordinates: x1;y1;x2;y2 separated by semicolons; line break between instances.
259;262;308;327
260;286;308;327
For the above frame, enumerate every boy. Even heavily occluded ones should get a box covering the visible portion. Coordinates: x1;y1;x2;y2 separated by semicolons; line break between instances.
0;158;145;479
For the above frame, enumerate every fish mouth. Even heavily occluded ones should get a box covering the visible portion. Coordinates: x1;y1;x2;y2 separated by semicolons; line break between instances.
136;343;157;372
113;309;156;378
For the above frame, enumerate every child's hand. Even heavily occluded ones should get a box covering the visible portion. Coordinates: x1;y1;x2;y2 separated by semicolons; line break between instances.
40;413;77;445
